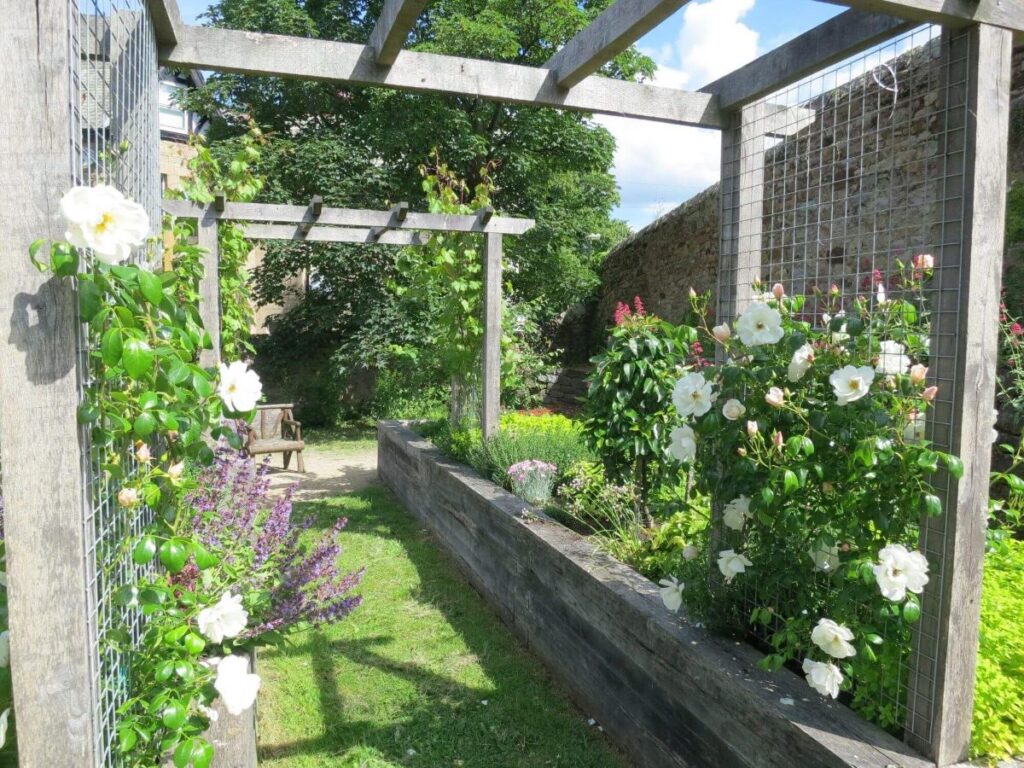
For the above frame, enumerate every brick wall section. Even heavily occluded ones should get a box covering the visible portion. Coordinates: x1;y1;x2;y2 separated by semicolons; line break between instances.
596;46;1024;332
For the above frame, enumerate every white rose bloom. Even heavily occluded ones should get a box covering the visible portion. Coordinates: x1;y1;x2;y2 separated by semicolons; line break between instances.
717;549;753;583
876;340;911;376
712;324;731;343
722;496;752;531
810;618;857;659
682;544;700;561
788;344;815;382
672;373;716;418
829;365;875;405
197;592;249;644
60;185;149;264
218;361;263;413
214;654;262;716
658;576;685;612
876;283;888;306
721;398;746;421
809;545;840;573
668;425;697;464
0;708;10;750
802;658;843;699
735;302;784;346
873;544;929;602
903;410;927;443
0;631;9;668
764;387;785;408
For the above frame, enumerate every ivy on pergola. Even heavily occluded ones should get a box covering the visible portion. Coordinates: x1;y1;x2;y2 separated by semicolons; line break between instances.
162;197;535;439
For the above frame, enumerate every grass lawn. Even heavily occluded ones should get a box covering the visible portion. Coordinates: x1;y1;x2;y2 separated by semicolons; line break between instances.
256;484;627;768
304;420;379;454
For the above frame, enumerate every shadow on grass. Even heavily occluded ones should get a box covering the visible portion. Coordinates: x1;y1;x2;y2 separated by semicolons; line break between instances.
257;484;626;768
304;420;378;448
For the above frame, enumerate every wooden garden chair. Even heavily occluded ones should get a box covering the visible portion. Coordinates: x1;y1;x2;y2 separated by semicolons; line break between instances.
244;403;306;472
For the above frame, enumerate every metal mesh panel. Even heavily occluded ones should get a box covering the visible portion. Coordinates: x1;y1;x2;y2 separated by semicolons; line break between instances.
68;1;160;764
717;25;969;746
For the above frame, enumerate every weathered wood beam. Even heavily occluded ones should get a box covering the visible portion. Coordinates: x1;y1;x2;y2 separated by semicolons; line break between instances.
544;0;692;89
147;0;184;46
197;212;221;366
818;0;1024;33
299;195;322;235
242;223;430;245
369;0;430;65
481;233;502;439
162;198;536;235
703;9;914;110
161;25;722;127
477;205;494;225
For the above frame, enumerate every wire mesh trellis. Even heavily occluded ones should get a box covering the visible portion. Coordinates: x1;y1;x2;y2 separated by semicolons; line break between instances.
717;24;971;747
68;0;160;763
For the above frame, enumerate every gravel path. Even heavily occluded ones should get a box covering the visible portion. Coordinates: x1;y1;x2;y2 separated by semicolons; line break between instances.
264;444;379;500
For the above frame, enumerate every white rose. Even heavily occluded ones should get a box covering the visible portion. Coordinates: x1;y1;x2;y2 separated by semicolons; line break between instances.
802;658;843;698
717;549;752;583
721;398;746;421
668;425;697;464
134;442;151;464
735;302;784;346
168;461;185;481
873;544;929;602
60;185;149;264
214;654;261;716
712;324;731;343
788;344;815;382
876;340;911;376
746;420;759;437
682;544;700;561
117;487;140;508
809;545;839;573
722;496;751;531
876;283;888;306
810;618;857;659
829;365;875;405
909;363;928;385
198;703;219;723
658;576;685;612
672;372;716;418
218;361;263;413
0;708;10;750
764;387;785;408
197;592;249;644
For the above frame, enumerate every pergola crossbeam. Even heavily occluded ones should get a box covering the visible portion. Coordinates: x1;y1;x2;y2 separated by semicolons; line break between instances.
819;0;1024;33
544;0;692;89
162;198;536;235
703;9;915;110
147;0;184;45
244;223;431;245
369;0;430;65
159;25;722;127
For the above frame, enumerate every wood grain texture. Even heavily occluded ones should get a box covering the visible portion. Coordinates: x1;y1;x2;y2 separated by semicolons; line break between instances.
161;26;723;127
905;24;1013;766
240;223;430;245
147;0;184;46
369;0;429;65
377;422;935;768
734;103;767;312
702;10;913;109
820;0;1024;32
0;2;98;764
197;213;221;367
544;0;692;89
162;199;536;236
481;234;502;439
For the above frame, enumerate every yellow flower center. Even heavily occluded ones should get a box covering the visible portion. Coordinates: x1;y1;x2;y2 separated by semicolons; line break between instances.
849;378;860;390
95;212;115;234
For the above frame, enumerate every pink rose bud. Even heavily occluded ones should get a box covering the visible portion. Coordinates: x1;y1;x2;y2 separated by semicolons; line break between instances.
830;283;840;296
765;387;785;408
909;364;928;385
772;431;784;450
746;420;759;437
772;283;785;299
922;385;939;402
134;441;151;464
712;323;731;343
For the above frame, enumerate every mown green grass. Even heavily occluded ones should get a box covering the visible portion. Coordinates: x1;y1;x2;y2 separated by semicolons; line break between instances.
304;420;379;454
256;485;627;768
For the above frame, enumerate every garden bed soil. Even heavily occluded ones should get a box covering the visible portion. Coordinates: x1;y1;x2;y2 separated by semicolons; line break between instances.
377;420;935;768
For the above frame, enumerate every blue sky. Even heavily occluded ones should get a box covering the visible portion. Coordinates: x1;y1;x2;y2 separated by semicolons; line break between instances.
176;0;841;230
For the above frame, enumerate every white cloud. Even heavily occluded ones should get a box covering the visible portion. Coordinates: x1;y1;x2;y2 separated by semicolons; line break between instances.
600;0;761;229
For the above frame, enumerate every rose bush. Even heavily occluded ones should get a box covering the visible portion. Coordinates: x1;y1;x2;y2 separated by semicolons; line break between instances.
659;269;962;731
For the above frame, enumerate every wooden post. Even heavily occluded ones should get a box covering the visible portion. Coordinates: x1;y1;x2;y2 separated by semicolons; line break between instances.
198;210;221;366
735;103;767;311
0;2;98;764
905;24;1013;766
481;233;502;440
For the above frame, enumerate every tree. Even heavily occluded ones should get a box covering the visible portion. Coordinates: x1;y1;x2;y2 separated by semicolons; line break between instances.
182;0;650;419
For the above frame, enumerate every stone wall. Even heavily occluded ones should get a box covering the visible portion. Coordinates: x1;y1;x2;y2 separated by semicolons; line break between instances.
377;421;934;768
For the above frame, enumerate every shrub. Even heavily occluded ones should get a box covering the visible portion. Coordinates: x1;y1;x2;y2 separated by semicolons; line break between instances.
507;460;558;505
972;539;1024;761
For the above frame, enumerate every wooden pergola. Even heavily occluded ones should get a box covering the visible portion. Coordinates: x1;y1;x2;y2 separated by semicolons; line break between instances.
162;197;536;439
3;0;1023;765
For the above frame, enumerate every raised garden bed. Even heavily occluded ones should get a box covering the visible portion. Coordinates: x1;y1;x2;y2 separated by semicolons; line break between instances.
377;420;933;768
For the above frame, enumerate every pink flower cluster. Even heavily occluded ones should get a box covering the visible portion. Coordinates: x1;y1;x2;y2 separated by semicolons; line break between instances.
613;295;646;326
507;459;557;483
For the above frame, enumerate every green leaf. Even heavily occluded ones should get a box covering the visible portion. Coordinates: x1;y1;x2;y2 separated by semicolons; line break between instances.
155;660;176;682
193;371;215;399
159;539;188;573
123;338;154;379
138;269;164;305
903;600;922;623
101;327;124;367
944;454;964;479
183;633;206;656
133;411;157;438
77;403;100;424
192;542;219;570
782;470;799;494
117;725;138;753
29;238;49;271
132;535;157;565
51;242;79;277
923;494;943;517
113;585;139;607
78;280;102;322
162;701;187;730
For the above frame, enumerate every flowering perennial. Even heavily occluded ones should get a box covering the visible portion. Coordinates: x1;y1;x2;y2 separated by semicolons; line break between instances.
507;459;558;506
